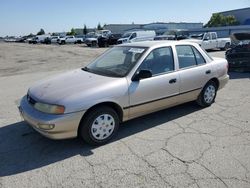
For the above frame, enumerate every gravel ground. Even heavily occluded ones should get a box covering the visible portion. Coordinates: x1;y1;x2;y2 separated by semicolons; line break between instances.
0;43;250;188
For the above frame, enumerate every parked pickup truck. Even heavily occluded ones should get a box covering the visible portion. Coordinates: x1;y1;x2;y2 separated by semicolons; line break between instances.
85;30;112;47
184;32;231;50
65;36;84;44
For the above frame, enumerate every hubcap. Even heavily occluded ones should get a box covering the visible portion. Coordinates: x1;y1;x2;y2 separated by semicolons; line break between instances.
91;114;115;140
204;85;216;104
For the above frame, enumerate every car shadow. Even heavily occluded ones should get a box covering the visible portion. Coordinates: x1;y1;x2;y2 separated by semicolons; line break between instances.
229;72;250;79
0;102;201;177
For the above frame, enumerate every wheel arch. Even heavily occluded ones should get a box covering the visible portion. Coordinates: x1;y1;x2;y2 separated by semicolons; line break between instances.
77;102;124;136
208;77;219;90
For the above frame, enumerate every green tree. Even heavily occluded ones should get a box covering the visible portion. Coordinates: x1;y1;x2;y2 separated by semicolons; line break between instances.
205;13;239;27
83;24;88;35
37;28;45;35
97;23;102;30
67;28;76;36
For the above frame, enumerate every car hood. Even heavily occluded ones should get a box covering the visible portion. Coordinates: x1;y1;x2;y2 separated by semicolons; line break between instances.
28;69;123;105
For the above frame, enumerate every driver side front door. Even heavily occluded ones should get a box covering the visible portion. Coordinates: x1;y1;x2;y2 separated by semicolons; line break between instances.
127;47;180;119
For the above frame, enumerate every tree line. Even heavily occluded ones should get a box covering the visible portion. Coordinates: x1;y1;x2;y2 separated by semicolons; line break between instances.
36;22;104;36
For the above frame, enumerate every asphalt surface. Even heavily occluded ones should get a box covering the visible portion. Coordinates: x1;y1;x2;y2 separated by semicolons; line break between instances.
0;43;250;188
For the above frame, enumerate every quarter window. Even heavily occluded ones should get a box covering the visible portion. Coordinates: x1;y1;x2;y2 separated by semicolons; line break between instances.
192;47;206;65
138;47;174;76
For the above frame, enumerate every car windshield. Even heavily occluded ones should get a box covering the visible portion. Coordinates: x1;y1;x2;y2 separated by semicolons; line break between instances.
122;33;132;38
84;46;147;77
96;30;109;35
86;32;98;38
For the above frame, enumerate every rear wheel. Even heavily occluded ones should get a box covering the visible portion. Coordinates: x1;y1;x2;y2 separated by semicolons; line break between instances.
79;106;119;145
221;43;230;51
197;81;217;107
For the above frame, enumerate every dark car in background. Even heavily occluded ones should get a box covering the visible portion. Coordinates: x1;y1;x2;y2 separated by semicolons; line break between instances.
154;29;189;41
98;33;122;47
226;33;250;72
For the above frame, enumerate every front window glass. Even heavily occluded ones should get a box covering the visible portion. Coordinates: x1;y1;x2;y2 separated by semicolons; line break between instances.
85;46;147;77
204;33;211;40
122;32;132;38
130;33;136;39
138;47;174;76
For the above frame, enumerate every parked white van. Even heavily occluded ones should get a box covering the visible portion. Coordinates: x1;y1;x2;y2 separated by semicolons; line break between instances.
117;30;156;44
29;34;51;44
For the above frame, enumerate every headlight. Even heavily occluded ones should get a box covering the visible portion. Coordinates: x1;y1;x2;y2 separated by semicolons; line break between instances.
34;102;65;114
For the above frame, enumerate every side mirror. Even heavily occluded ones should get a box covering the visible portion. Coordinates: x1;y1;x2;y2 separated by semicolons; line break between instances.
132;69;152;81
203;38;208;41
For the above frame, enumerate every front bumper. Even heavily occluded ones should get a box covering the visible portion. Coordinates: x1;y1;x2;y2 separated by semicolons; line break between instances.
18;96;85;139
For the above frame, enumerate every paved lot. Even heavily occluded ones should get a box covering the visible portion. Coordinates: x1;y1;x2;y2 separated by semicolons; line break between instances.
0;43;250;188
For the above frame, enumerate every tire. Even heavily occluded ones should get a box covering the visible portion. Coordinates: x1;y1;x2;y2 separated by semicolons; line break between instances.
104;41;109;47
221;43;230;51
91;41;97;47
196;81;217;107
79;106;120;145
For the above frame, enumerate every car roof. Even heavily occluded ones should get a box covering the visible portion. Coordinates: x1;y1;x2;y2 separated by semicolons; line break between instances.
117;40;197;48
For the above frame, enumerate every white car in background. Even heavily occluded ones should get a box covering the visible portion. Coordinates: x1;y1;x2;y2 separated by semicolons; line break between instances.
51;36;60;43
185;32;231;50
117;30;156;44
85;30;112;47
65;36;84;44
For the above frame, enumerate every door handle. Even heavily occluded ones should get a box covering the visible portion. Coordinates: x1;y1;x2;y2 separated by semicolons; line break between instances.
206;70;211;74
169;78;177;84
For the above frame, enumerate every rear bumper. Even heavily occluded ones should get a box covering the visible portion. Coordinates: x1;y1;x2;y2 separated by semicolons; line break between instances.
218;74;229;90
18;96;85;139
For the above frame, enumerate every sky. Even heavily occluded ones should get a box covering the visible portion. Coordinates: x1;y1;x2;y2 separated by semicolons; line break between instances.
0;0;249;36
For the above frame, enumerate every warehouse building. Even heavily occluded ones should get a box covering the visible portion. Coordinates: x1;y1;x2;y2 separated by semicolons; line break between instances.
190;7;250;38
218;7;250;25
104;22;203;35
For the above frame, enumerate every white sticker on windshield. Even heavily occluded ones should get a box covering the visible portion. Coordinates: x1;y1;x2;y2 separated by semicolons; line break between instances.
128;48;145;53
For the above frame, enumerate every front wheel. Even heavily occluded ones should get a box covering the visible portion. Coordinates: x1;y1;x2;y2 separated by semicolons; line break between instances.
79;106;119;145
91;41;97;47
197;81;217;107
